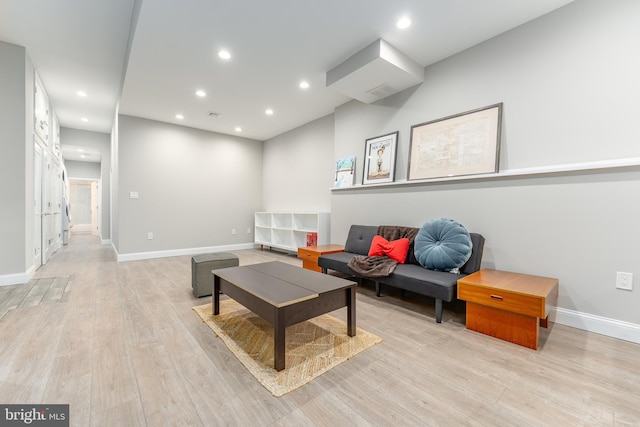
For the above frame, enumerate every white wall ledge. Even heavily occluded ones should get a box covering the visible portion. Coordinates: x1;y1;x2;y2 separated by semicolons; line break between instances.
332;157;640;191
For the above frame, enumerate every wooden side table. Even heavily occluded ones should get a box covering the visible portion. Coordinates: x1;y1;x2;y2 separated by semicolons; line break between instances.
297;244;344;272
457;269;558;350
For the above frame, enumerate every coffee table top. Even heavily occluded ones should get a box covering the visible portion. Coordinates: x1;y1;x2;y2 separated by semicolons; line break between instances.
213;261;355;308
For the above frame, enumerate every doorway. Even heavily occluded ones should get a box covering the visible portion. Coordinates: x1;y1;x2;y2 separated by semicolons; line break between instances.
69;179;99;236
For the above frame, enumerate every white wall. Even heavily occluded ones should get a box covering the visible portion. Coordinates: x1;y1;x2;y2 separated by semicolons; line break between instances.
329;0;640;333
262;114;334;212
111;115;120;250
115;115;263;258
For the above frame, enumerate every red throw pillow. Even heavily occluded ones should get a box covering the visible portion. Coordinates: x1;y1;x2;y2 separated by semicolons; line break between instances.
368;235;410;264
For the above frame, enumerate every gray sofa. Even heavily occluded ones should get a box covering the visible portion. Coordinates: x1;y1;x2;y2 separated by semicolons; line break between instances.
318;225;485;323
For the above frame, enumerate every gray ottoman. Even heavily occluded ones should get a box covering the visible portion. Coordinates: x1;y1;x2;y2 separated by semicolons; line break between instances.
191;252;239;297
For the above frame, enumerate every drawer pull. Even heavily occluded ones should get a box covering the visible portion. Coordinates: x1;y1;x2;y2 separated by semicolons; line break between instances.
490;295;504;301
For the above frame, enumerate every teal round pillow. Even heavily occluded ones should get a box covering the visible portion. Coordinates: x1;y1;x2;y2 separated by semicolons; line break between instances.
414;218;472;272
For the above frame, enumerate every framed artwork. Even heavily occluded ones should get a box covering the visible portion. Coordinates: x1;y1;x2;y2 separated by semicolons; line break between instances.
408;103;502;180
362;131;398;185
334;156;356;188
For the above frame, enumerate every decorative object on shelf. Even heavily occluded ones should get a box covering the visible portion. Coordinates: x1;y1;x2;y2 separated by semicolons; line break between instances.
362;131;398;185
408;103;502;180
306;232;318;247
334;156;356;188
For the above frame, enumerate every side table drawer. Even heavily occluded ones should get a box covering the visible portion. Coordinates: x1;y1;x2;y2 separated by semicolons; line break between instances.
458;282;545;318
297;248;319;263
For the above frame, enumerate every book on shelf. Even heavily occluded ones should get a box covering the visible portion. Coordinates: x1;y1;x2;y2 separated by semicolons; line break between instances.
306;232;318;247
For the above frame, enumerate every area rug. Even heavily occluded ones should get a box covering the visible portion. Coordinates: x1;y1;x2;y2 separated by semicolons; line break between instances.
193;300;382;397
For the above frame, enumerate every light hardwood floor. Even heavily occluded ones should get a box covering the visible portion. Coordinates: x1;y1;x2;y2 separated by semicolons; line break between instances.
1;235;639;426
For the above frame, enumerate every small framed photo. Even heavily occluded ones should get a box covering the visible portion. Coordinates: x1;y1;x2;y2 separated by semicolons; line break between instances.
334;156;356;188
362;131;398;185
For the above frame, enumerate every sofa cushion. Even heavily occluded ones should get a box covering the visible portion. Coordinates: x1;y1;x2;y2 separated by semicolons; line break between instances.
343;225;378;255
368;235;410;263
318;251;359;275
414;218;473;272
383;264;463;302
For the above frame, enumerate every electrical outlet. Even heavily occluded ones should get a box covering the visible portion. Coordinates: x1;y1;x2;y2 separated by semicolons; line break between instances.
616;272;633;291
231;229;236;235
246;228;251;234
147;232;153;240
129;191;139;199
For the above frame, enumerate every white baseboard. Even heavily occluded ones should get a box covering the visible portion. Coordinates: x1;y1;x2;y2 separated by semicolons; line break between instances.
0;266;35;286
115;243;256;262
554;307;640;345
101;238;111;245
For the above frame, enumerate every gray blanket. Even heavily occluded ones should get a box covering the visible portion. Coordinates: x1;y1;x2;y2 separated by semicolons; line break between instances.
347;225;419;278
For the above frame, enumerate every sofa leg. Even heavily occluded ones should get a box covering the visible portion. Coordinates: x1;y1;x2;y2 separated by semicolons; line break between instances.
321;267;327;274
435;299;443;323
375;281;382;297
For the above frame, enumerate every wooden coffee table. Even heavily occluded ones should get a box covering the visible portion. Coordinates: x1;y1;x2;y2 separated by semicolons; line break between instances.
212;261;356;371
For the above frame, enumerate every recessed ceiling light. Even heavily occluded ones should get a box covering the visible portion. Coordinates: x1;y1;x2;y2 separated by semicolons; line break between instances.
196;90;206;97
81;117;89;122
218;50;231;60
299;81;310;89
235;127;242;132
77;91;87;97
78;148;84;152
397;17;411;29
265;109;274;116
176;114;184;120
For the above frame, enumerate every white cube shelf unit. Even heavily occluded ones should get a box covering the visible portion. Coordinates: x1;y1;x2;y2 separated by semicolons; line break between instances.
254;212;330;252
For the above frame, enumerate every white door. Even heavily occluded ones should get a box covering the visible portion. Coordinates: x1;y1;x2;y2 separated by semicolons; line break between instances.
33;142;42;269
69;180;93;234
90;181;98;236
42;151;52;264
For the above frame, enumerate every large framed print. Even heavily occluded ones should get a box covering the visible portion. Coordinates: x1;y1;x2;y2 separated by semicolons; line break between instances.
362;131;398;185
408;103;502;180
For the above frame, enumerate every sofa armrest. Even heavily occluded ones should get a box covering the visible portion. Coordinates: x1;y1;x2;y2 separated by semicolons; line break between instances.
461;233;485;274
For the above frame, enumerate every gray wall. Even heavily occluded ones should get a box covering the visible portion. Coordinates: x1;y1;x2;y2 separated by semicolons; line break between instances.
61;128;111;240
0;42;27;276
262;114;334;212
65;160;101;180
328;0;640;326
115;115;263;257
0;41;35;280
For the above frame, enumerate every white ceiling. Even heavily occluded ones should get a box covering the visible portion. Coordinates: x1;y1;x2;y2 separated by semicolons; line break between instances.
1;0;574;160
